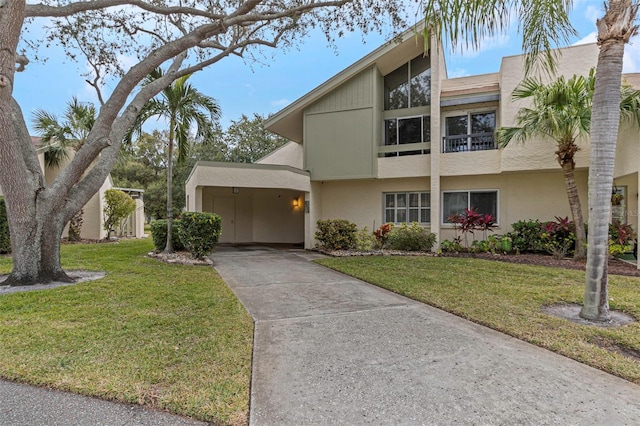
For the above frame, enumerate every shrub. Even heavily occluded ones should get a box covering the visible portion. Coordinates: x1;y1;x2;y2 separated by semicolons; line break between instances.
448;209;496;247
609;221;636;257
540;217;576;259
387;222;436;251
178;212;222;259
354;226;375;252
315;219;357;250
508;219;544;253
440;239;463;253
103;189;136;239
0;197;10;254
373;223;393;249
150;219;184;251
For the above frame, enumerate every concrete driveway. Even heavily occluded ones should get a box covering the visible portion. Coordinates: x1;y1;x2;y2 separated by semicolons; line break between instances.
212;246;640;425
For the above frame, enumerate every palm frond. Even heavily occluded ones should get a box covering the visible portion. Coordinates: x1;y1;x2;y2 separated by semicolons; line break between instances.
421;0;575;75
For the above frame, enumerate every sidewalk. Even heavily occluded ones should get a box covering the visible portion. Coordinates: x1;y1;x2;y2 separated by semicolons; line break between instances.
213;246;640;425
0;380;207;426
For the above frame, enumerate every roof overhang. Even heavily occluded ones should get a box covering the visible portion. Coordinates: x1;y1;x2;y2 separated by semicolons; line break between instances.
186;161;311;192
265;25;429;143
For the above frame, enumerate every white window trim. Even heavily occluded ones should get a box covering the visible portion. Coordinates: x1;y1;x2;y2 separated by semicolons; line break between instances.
383;191;431;224
440;189;500;226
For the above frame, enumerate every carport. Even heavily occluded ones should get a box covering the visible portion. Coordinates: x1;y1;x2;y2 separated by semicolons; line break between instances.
185;161;310;244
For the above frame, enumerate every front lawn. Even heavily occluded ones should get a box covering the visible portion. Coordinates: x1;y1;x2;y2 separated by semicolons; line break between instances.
0;238;253;425
316;256;640;384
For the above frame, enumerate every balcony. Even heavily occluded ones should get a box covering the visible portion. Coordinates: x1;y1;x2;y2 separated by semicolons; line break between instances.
442;132;496;153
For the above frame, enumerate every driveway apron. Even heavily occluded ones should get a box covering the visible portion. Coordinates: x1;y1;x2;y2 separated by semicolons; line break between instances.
212;246;640;425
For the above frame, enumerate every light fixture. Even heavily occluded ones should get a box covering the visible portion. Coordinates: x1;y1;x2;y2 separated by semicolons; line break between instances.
232;187;239;194
292;198;299;208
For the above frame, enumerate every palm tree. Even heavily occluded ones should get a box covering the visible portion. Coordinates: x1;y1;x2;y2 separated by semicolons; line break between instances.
32;97;96;241
127;68;221;252
497;70;640;260
497;72;592;259
422;0;638;322
582;0;639;322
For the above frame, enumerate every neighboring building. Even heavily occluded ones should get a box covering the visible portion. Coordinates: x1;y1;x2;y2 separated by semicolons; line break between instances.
185;29;640;251
0;138;145;240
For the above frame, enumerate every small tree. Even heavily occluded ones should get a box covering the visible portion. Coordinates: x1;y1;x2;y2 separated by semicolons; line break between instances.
103;189;136;239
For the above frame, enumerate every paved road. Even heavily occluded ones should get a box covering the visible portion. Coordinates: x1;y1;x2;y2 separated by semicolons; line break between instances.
0;380;206;426
212;246;640;426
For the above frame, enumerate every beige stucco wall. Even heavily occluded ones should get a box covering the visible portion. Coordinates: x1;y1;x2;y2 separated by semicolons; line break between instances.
377;155;430;179
499;43;598;173
78;177;111;240
186;162;310;193
438;171;589;241
257;141;304;169
200;187;304;244
615;124;640;178
315;177;431;234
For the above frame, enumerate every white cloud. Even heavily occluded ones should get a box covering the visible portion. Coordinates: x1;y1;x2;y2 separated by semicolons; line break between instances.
451;34;511;59
271;98;291;107
584;5;601;24
573;32;597;46
448;68;470;78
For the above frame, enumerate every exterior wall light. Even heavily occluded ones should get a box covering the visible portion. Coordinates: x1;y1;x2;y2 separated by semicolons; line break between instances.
232;187;239;194
293;198;299;208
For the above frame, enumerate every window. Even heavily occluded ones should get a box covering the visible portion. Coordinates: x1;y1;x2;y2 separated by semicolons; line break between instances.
443;111;496;152
384;192;430;224
611;186;627;223
384;55;431;110
383;115;430;156
442;190;498;223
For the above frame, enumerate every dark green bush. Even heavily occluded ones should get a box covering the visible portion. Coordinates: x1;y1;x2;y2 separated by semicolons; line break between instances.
178;212;222;259
0;197;10;254
508;219;544;253
150;219;184;251
387;222;437;251
315;219;357;250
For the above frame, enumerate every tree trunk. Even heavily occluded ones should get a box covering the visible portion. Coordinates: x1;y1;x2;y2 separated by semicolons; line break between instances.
2;209;72;286
581;0;636;321
559;160;586;260
165;128;175;253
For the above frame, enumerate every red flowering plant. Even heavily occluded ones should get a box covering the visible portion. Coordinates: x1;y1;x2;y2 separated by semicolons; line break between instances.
373;223;393;249
447;208;497;249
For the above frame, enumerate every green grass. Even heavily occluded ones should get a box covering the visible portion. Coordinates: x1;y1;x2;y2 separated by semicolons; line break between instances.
0;238;253;425
316;256;640;384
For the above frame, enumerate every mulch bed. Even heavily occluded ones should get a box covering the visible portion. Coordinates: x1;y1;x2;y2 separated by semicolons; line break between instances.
440;252;640;277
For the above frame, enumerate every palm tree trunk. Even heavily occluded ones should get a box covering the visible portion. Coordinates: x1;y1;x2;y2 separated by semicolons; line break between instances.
560;161;586;260
165;127;175;253
581;0;634;321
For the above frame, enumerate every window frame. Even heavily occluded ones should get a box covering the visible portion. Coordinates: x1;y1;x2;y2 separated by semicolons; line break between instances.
441;189;499;226
383;191;431;224
382;115;431;157
442;109;497;153
384;55;431;111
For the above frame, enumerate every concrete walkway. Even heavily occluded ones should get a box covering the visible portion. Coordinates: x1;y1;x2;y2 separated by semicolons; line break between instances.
212;246;640;425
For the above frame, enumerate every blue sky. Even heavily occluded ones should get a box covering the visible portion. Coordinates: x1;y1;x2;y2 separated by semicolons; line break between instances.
13;1;640;133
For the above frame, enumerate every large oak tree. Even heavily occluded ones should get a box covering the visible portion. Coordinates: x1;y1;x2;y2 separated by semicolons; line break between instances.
0;0;410;285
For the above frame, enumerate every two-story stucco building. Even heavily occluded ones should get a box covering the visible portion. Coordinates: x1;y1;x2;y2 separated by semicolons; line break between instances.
185;29;640;250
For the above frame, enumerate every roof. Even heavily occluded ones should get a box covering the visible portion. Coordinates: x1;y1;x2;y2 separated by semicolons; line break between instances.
440;73;500;98
623;73;640;88
264;25;428;143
